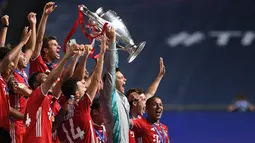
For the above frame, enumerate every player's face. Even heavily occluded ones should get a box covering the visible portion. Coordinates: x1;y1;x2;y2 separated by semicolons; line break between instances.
116;71;126;93
2;61;14;78
76;79;87;100
139;93;146;115
147;98;163;121
47;39;61;60
18;52;27;68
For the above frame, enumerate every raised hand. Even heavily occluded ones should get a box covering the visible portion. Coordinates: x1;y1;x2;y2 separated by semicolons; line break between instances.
20;27;32;44
100;33;108;54
105;26;116;42
84;44;93;56
1;15;9;26
28;12;37;24
44;2;57;15
66;44;80;58
159;57;165;76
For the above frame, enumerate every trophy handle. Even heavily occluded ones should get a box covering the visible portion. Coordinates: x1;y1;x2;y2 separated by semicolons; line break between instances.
127;42;146;63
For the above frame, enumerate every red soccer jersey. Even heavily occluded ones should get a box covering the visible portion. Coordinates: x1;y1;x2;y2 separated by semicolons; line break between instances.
23;87;54;143
57;93;97;143
50;95;61;143
93;123;106;143
132;118;170;143
129;130;136;143
29;55;57;76
0;75;10;131
10;70;29;122
9;69;29;143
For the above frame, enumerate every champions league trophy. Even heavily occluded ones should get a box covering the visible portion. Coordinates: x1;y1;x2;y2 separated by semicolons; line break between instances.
79;5;146;63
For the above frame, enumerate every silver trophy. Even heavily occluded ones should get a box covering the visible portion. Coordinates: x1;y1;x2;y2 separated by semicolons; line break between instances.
79;5;146;63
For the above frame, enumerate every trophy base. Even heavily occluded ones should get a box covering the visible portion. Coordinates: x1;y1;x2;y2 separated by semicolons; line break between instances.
127;42;146;63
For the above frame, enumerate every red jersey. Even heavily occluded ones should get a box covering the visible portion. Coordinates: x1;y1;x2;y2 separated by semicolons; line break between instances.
50;96;61;143
9;69;29;143
57;93;97;143
23;87;54;143
29;55;57;76
129;115;144;143
10;69;29;123
129;130;136;143
0;75;10;131
132;118;170;143
93;123;106;143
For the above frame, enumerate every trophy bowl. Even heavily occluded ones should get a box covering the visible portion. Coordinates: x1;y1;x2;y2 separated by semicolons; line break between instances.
79;5;146;63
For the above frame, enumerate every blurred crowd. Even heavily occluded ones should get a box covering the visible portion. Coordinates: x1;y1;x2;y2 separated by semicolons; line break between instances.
0;2;169;143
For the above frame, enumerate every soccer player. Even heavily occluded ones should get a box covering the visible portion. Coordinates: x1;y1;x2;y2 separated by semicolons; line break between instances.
131;96;170;143
100;26;130;143
57;37;106;143
91;98;106;143
127;57;165;143
8;12;36;143
23;43;79;143
29;2;59;76
0;28;31;142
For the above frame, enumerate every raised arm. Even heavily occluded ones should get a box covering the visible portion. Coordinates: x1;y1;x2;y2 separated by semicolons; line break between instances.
31;2;56;59
52;53;80;98
0;28;31;73
41;43;77;95
25;12;37;62
0;15;9;47
86;42;106;100
102;27;117;95
145;57;165;100
72;45;90;81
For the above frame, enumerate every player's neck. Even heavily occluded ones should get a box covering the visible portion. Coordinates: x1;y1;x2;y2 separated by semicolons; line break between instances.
130;108;139;119
147;117;160;125
43;55;52;64
93;118;103;126
17;65;23;71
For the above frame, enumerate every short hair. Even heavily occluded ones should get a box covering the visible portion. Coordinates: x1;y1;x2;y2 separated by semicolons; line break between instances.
146;96;161;107
28;72;43;90
41;36;57;56
91;97;101;111
103;68;121;82
61;78;78;99
126;88;144;98
0;47;11;60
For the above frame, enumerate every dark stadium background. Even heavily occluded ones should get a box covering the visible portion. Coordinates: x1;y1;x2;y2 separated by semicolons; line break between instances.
1;0;254;142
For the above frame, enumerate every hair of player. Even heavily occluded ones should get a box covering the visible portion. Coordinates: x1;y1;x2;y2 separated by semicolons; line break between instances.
0;47;11;60
146;96;161;107
61;78;79;99
41;36;57;56
126;88;144;109
126;88;144;98
103;68;121;82
28;72;43;90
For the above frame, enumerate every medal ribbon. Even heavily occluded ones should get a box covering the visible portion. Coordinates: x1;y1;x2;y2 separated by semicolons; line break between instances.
153;124;166;143
63;5;108;59
14;69;29;86
94;128;105;142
